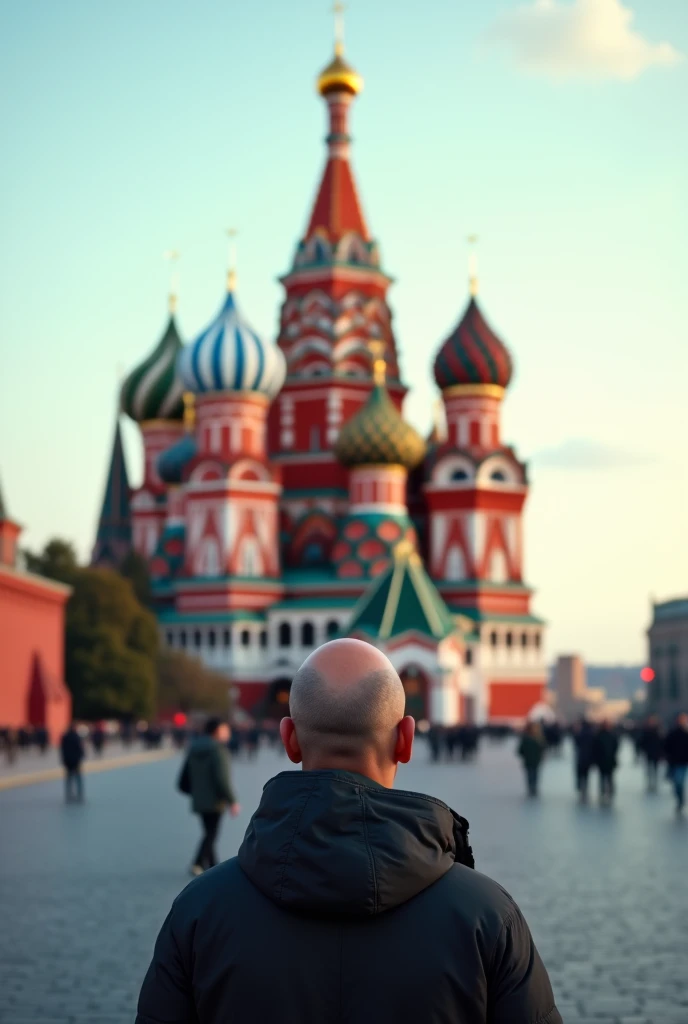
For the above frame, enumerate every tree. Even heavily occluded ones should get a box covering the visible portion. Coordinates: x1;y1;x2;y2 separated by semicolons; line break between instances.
119;549;152;607
157;649;231;717
24;538;79;584
65;567;159;720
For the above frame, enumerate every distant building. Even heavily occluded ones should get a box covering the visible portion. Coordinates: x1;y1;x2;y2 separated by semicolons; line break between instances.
0;476;72;742
647;598;688;724
551;654;631;723
94;26;548;726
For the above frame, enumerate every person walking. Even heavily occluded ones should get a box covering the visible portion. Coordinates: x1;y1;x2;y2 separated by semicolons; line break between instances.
639;715;663;793
572;717;595;801
664;712;688;815
60;724;85;803
518;721;546;797
592;720;619;805
177;718;240;875
139;639;561;1024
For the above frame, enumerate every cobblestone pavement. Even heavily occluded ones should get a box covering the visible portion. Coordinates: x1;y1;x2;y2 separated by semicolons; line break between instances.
1;737;686;1023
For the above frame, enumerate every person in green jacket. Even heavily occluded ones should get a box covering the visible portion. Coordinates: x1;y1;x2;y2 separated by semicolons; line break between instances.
517;721;546;797
178;718;240;875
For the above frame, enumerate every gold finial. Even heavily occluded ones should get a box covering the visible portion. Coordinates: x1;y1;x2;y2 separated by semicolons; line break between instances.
333;1;345;56
226;228;238;291
467;234;479;297
367;340;387;386
182;391;196;432
164;249;180;312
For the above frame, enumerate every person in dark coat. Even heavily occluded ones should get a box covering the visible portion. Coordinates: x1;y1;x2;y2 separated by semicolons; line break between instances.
592;720;619;804
178;718;239;874
60;724;85;803
639;715;663;793
518;721;546;797
664;712;688;814
139;639;561;1024
572;717;595;801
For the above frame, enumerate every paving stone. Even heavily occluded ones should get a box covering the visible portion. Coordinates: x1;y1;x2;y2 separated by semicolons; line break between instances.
1;739;685;1019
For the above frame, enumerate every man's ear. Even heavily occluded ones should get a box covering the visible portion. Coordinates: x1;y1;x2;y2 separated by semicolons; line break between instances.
280;717;303;764
394;715;415;765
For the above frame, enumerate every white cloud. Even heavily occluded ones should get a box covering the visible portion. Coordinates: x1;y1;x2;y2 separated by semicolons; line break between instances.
487;0;683;80
530;437;656;469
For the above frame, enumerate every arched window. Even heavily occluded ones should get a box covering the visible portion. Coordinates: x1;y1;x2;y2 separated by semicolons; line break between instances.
506;632;513;648
521;632;529;648
465;648;473;666
279;622;292;648
179;630;187;648
490;631;498;647
166;631;174;647
193;630;202;648
259;630;268;648
208;630;216;649
301;621;315;646
223;629;232;648
241;630;250;648
491;470;507;482
445;546;465;582
534;633;541;649
451;469;469;482
326;620;339;639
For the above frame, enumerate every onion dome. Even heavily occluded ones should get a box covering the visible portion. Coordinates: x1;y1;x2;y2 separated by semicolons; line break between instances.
317;48;363;96
335;344;426;470
178;280;285;399
434;296;513;393
157;394;197;485
120;312;185;423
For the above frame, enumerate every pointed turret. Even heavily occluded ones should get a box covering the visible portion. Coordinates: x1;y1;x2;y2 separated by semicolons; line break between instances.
91;414;132;567
0;473;22;567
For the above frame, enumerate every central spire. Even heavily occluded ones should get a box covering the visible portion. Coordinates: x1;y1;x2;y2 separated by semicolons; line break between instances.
307;7;368;243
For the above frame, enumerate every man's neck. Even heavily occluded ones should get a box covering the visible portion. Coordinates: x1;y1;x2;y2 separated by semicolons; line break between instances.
300;754;396;789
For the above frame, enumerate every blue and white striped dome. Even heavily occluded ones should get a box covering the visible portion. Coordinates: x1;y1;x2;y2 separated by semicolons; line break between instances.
178;287;285;400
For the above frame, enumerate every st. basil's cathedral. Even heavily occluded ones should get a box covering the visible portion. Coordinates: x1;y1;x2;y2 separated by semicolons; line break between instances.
93;32;547;725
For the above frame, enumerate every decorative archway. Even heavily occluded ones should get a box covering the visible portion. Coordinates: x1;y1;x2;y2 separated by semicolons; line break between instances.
398;665;430;722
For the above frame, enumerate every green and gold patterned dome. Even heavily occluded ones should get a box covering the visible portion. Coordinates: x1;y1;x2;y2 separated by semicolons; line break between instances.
335;345;426;470
120;307;185;424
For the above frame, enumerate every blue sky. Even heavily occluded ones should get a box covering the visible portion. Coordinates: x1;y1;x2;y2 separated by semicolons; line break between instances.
1;0;686;664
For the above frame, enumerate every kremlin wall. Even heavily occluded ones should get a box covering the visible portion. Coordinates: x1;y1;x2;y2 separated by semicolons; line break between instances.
93;38;547;725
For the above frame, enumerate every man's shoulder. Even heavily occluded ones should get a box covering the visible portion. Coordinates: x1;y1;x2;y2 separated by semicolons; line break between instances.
172;859;246;919
427;862;519;932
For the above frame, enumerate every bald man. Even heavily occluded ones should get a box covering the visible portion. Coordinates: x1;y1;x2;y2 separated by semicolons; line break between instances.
137;639;561;1024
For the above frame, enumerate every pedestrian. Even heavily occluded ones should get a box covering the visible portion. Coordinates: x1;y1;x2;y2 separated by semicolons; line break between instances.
664;712;688;815
572;718;595;801
518;721;546;797
91;722;106;756
639;715;663;793
60;723;85;803
138;639;561;1024
177;718;240;875
592;719;619;805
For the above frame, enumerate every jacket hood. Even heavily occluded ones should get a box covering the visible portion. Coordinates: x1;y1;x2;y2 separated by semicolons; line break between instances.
238;770;473;918
188;735;217;758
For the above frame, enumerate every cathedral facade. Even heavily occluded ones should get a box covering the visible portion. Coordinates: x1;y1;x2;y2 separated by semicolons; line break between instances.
94;38;546;725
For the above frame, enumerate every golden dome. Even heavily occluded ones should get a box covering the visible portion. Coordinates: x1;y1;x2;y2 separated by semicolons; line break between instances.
317;47;364;96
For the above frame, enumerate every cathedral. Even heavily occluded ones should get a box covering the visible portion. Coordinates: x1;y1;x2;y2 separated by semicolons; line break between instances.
93;32;547;725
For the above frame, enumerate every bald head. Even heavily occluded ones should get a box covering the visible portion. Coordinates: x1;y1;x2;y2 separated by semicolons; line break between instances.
289;640;406;758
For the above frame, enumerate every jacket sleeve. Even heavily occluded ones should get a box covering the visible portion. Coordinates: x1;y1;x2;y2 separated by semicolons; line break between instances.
177;756;191;795
487;906;562;1024
213;746;237;804
136;904;197;1024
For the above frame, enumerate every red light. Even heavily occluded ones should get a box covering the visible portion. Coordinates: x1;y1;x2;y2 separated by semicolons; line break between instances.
640;667;655;684
173;712;187;726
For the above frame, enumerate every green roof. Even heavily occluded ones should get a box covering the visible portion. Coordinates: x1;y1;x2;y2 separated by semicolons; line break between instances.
157;610;266;625
450;609;546;626
349;542;456;641
270;597;358;611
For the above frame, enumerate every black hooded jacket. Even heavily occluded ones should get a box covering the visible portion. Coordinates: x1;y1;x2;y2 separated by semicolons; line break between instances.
137;770;561;1024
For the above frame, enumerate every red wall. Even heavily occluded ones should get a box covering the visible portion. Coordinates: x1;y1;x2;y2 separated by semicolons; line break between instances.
0;566;71;742
488;681;545;722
